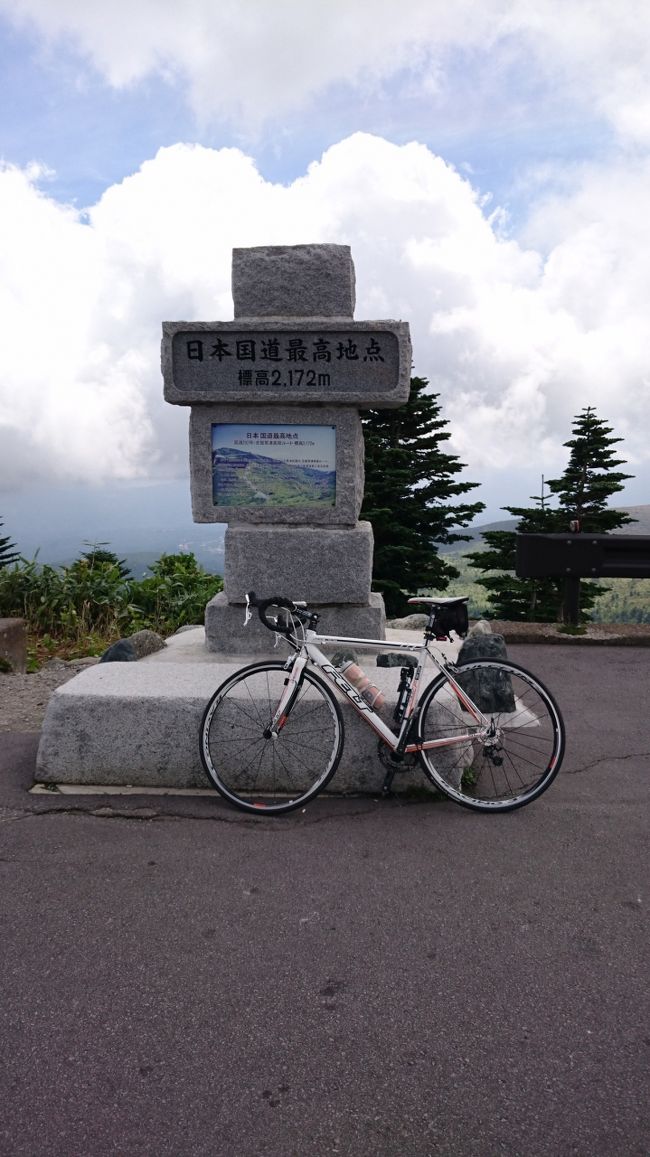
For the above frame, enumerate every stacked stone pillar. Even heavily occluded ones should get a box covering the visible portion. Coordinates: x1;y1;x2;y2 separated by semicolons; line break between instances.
162;245;411;653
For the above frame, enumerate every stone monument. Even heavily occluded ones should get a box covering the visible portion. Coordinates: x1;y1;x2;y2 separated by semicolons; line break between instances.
35;250;435;793
162;244;411;652
34;242;425;786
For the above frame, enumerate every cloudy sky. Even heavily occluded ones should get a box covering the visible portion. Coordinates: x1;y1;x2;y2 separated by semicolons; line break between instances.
1;0;649;551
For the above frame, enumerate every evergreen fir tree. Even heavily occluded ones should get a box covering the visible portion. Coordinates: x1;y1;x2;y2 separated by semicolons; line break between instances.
545;406;633;530
360;376;484;617
468;406;634;622
546;406;634;620
467;486;564;621
0;517;19;569
78;542;131;578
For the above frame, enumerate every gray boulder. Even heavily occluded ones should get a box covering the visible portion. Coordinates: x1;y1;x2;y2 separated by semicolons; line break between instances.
468;619;493;637
376;652;417;669
99;639;136;663
455;632;515;713
386;614;428;630
128;630;166;659
99;629;166;664
458;633;508;663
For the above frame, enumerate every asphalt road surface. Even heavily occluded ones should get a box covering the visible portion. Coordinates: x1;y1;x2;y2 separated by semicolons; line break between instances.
1;645;648;1156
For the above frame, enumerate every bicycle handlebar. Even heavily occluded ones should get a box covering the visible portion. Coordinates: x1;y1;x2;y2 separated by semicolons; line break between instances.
246;591;313;636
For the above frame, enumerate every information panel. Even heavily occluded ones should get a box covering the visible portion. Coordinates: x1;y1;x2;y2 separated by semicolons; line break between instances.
212;423;336;509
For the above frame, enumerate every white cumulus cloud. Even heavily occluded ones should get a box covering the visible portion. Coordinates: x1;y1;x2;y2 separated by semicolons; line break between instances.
3;0;650;145
1;134;648;496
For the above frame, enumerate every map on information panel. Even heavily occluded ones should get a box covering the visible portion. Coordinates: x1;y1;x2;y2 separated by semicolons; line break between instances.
212;423;336;508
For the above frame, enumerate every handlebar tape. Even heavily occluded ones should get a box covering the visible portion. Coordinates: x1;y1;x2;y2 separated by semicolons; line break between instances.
247;591;296;634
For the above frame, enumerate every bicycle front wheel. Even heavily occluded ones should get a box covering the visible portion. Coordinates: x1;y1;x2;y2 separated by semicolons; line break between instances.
200;661;344;815
416;659;565;812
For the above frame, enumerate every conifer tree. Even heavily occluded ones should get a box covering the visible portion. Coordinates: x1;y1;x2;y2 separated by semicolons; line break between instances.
468;406;634;621
546;406;634;620
78;542;131;578
545;406;633;531
467;486;564;621
360;376;484;617
0;517;19;569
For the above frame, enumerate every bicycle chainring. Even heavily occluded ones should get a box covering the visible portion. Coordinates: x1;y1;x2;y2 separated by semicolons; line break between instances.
377;741;419;773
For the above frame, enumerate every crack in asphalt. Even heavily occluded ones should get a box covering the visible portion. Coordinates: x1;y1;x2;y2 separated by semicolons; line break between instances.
0;800;381;826
566;750;650;775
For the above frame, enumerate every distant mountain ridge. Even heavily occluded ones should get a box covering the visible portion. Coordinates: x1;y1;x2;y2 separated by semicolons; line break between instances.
440;504;650;554
50;526;225;576
16;493;649;578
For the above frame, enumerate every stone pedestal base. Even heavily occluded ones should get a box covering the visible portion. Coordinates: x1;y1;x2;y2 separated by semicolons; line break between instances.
34;651;419;794
224;522;374;604
35;627;458;794
205;591;386;654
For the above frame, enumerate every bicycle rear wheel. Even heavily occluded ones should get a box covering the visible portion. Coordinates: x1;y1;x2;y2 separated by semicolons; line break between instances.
416;659;565;812
200;661;344;815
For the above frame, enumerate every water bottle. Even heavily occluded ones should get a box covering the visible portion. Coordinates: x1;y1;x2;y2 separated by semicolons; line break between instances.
340;661;385;709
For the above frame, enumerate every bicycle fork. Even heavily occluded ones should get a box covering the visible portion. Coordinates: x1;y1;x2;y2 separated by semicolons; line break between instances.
264;655;307;738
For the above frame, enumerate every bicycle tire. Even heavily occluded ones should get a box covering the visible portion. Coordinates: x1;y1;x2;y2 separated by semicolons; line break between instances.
416;659;565;812
200;660;344;815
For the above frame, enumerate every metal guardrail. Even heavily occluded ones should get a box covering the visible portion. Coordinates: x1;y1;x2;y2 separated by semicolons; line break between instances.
516;534;650;624
516;534;650;580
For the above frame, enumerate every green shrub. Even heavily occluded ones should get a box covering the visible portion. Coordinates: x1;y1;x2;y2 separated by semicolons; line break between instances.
0;549;223;661
125;553;223;636
0;556;132;639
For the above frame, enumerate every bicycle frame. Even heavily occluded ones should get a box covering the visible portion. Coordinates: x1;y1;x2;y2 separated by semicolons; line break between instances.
269;627;491;756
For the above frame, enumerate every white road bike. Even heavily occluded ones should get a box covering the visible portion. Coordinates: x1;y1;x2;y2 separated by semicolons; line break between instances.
200;592;566;816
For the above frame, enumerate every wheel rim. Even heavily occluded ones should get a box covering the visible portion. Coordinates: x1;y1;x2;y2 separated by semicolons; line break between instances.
201;664;342;812
417;661;564;810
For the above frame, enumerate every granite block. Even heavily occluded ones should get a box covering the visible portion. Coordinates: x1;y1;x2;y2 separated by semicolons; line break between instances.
205;591;386;654
232;244;356;318
223;522;374;604
35;655;452;795
189;403;364;525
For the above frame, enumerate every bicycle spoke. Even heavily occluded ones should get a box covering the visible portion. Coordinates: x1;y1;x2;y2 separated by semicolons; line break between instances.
200;662;343;814
417;659;564;811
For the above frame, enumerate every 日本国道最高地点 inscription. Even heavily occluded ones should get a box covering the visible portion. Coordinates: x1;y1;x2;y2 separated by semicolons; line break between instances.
162;319;409;407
